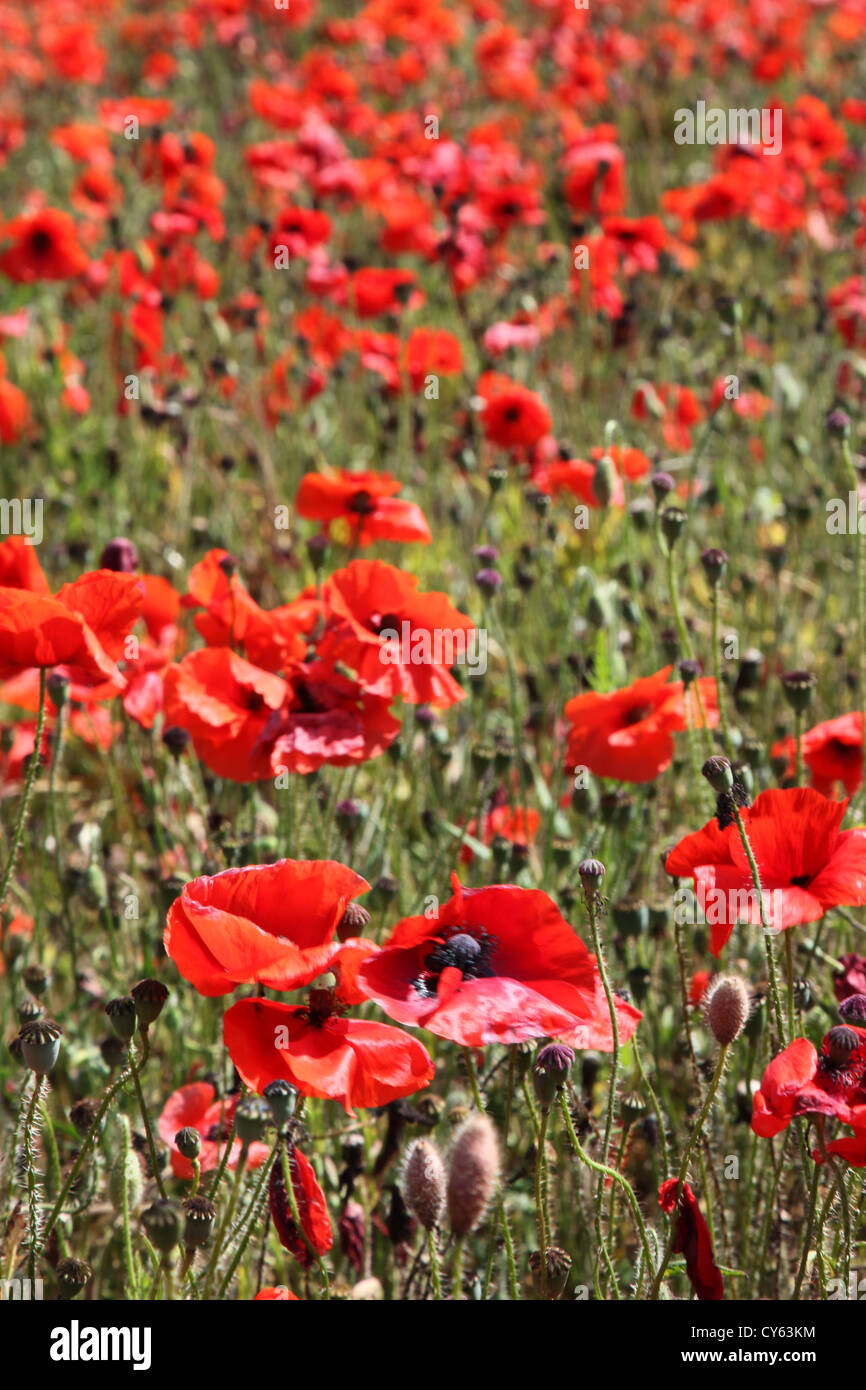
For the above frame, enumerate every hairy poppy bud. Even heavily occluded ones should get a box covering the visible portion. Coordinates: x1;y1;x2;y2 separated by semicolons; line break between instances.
175;1127;201;1160
105;995;137;1043
532;1044;575;1111
131;978;169;1027
141;1199;182;1254
403;1137;446;1231
704;976;750;1045
19;1019;62;1073
702;755;734;793
183;1196;217;1249
446;1114;500;1237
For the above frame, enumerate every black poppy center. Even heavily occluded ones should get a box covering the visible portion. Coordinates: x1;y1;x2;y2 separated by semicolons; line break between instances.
412;925;497;998
347;489;376;516
790;873;812;888
245;690;266;712
30;229;54;256
293;680;324;714
623;703;652;726
371;611;401;636
502;405;522;423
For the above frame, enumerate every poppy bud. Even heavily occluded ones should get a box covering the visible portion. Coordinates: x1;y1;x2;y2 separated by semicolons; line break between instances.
826;408;851;439
131;978;169;1027
592;454;617;508
99;537;139;573
141;1199;182;1254
183;1196;217;1249
781;669;817;713
700;548;728;586
56;1258;92;1300
704;976;750;1045
335;799;362;835
474;567;502;597
578;857;605;885
175;1126;201;1160
19;1019;62;1073
403;1137;447;1231
109;1147;144;1214
446;1114;500;1237
105;996;138;1043
702;755;734;793
678;658;702;688
839;993;866;1024
235;1096;271;1144
161;725;190;758
532;1044;574;1111
263;1079;298;1129
627;964;652;1003
218;553;238;578
651;471;675;504
660;506;688;549
488;468;507;494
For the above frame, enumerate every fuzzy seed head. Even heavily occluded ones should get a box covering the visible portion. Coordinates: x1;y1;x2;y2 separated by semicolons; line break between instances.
704;975;750;1045
402;1137;446;1231
446;1114;500;1237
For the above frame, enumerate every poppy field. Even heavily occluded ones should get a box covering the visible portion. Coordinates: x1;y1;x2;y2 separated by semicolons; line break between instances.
2;0;866;1317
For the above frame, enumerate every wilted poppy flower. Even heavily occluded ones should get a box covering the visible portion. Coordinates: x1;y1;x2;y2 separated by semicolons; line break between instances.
476;372;552;452
771;712;863;797
658;1179;723;1301
269;1146;333;1268
0;208;88;282
164;858;371;997
666;788;866;955
158;1082;270;1179
224;989;434;1116
296;469;431;546
751;1029;866;1138
355;875;641;1048
564;665;719;784
254;659;401;774
319;559;475;707
162;648;287;782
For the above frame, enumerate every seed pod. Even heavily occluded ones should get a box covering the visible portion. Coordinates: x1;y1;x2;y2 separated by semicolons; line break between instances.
704;976;751;1045
402;1138;446;1231
446;1114;500;1237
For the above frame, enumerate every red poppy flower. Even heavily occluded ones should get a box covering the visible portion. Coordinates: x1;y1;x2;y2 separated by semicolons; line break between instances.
459;803;540;865
269;1146;333;1268
771;712;863;797
345;267;421;318
0;208;88;283
224;989;434;1116
476;372;552;452
355;875;641;1048
254;1287;300;1301
0;571;141;685
296;469;431;546
182;549;307;672
751;1029;866;1138
564;665;719;784
319;559;474;708
164;858;371;997
665;788;866;956
0;537;49;594
158;1082;271;1179
0;361;29;443
254;658;401;774
162;648;287;782
404;328;463;392
658;1180;723;1301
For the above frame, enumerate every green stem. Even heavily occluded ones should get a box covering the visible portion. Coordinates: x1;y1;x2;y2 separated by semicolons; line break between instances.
0;668;47;912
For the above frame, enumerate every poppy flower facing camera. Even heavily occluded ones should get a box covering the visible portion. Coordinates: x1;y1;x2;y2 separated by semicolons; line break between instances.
355;875;641;1048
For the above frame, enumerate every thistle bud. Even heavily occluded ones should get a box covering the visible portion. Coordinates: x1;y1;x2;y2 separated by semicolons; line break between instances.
446;1114;500;1237
704;976;750;1045
402;1138;447;1231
